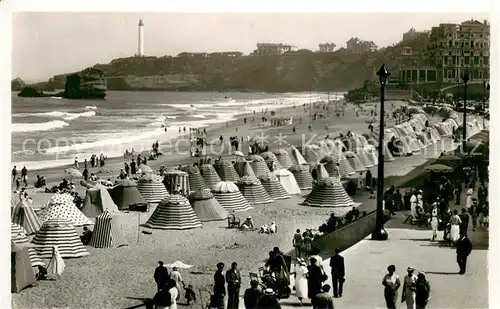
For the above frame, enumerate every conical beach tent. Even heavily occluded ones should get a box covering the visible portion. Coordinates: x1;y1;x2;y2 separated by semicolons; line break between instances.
109;179;148;211
143;195;202;230
236;176;274;205
81;184;120;217
39;194;94;226
212;181;253;212
11;223;44;267
89;210;128;248
233;159;256;178
188;189;229;221
344;151;366;172
199;164;222;189
214;159;240;182
274;149;294;169
258;173;290;200
12;200;42;235
11;242;36;293
260;151;283;171
335;153;356;177
302;145;322;163
164;170;191;195
301;177;354;215
32;218;89;259
288;164;313;190
272;169;301;195
382;143;395;162
136;175;170;204
181;165;208;191
364;146;379;165
356;149;375;168
289;145;308;165
248;155;271;177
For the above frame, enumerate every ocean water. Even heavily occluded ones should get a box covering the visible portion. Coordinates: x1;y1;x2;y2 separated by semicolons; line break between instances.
11;91;341;170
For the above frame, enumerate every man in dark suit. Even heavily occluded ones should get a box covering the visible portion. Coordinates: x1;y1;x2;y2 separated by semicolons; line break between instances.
329;248;345;298
153;261;169;292
308;257;326;305
213;262;226;309
456;235;472;274
313;284;335;309
458;208;470;237
226;262;241;309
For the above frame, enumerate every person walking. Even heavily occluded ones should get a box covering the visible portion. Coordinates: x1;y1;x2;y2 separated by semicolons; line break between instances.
456;234;472;274
307;257;327;306
458;208;470;238
21;166;28;187
154;261;169;292
382;265;401;309
293;229;304;259
430;203;439;242
415;272;431;309
130;159;137;175
470;199;478;231
449;210;462;243
12;166;17;183
329;248;345;298
401;266;417;309
213;262;226;309
226;262;241;309
169;267;184;301
294;258;308;305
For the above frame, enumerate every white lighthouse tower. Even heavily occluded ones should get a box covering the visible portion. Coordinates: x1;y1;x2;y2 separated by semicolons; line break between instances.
138;19;144;56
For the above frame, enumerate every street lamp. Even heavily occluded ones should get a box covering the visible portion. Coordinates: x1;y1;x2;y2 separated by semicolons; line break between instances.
371;64;390;241
461;70;469;150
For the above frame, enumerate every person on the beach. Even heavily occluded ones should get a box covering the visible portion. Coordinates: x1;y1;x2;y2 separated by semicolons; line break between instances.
382;265;401;309
449;210;462;243
294;258;308;305
293;229;303;258
466;188;473;210
74;157;79;169
167;279;179;309
130;159;137;175
470;199;478;231
21;166;28;187
12;166;17;183
213;262;226;309
410;190;418;218
330;248;345;298
83;168;89;181
415;272;431;309
307;257;326;305
169;267;184;301
240;216;254;230
401;266;417;309
430;203;439;242
80;226;93;245
314;284;335;309
458;208;470;238
226;262;241;309
154;261;169;292
456;234;472;274
124;162;130;175
258;288;281;309
84;159;88;169
244;280;263;309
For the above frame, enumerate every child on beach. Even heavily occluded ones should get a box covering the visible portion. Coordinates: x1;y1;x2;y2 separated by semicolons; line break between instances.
184;284;196;305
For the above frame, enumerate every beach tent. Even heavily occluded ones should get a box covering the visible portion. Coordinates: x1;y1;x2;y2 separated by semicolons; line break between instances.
181;165;208;191
260;151;283;171
248;154;271;177
320;154;355;178
32;218;89;259
212;181;253;212
11;242;36;293
12;199;42;235
344;151;367;173
355;149;375;168
273;149;294;169
109;179;148;211
383;143;395;162
46;246;66;277
199;164;222;189
143;194;202;230
88;210;128;248
288;164;313;190
136;175;170;204
236;176;274;205
81;184;120;217
233;159;256;178
11;223;44;267
164;170;191;195
364;146;379;164
301;145;322;163
258;173;291;200
272;169;301;195
301;177;355;215
407;136;422;153
188;189;229;221
213;159;240;182
289;145;308;165
39;193;93;226
312;163;330;181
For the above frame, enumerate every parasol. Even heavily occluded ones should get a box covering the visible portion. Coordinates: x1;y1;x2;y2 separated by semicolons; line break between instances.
140;165;153;174
165;261;193;269
424;164;453;173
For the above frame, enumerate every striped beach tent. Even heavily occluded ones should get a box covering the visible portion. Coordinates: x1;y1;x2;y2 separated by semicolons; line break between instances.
12;200;42;235
248;155;271;177
289;145;308;165
335;153;356;177
273;149;294;169
213;159;240;182
81;184;120;217
258;173;290;200
109;179;148;211
212;181;253;212
272;169;301;195
233;159;256;178
181;165;208;191
288;164;313;190
344;151;367;173
260;151;283;171
11;223;44;267
143;194;202;230
39;194;93;227
31;218;89;259
188;189;229;221
164;170;191;195
200;164;222;189
301;145;322;163
88;211;128;248
301;177;354;215
236;176;274;205
311;163;330;181
136;175;170;204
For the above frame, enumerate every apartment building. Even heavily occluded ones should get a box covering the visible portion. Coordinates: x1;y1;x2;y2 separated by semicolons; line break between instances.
318;42;337;52
252;43;294;56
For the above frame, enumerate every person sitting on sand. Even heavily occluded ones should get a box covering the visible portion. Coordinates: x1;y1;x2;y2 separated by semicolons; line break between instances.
35;265;48;281
260;224;269;234
269;222;277;234
240;216;255;230
80;226;93;245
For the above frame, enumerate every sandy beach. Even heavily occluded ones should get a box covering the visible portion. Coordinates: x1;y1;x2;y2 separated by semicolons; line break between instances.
11;100;455;309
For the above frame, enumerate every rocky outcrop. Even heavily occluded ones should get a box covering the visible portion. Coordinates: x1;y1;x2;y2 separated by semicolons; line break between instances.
11;78;26;91
63;67;107;99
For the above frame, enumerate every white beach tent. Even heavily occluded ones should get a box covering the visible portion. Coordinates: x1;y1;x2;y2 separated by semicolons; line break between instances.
272;169;301;195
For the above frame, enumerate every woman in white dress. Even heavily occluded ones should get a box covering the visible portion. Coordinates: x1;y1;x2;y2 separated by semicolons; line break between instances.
450;209;462;242
168;279;179;309
294;258;309;305
430;203;439;242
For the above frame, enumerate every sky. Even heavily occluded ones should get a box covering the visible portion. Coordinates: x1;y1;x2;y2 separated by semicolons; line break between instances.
12;12;489;82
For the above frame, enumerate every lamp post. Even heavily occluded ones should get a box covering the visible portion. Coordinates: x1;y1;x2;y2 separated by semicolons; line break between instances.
371;64;390;241
461;70;469;150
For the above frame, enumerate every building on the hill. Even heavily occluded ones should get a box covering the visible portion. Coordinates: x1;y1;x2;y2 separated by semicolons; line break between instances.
428;19;490;83
176;52;243;58
252;43;295;56
402;28;430;43
318;43;337;52
345;37;378;53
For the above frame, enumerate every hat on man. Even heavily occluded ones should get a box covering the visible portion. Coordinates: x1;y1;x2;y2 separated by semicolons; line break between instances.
407;266;415;272
264;288;275;295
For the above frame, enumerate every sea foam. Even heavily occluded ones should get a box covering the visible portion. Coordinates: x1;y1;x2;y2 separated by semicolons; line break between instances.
12;120;70;133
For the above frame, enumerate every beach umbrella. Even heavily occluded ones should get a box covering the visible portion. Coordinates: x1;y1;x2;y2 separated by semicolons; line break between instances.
165;261;193;269
64;168;82;181
424;164;453;173
232;151;245;157
139;165;153;174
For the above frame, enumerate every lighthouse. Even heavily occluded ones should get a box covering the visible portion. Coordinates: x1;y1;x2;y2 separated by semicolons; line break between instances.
138;19;144;56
